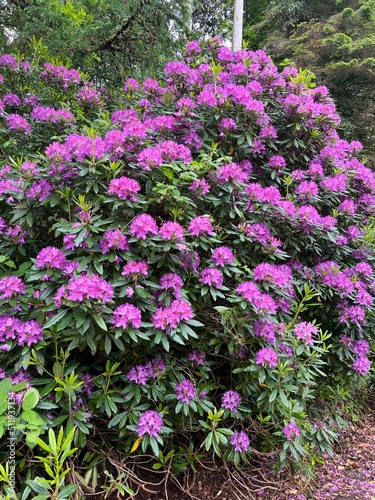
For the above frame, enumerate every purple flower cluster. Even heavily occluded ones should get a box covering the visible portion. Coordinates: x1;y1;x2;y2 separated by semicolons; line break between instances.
0;276;26;299
175;379;197;404
211;246;234;267
221;390;242;412
349;339;372;376
6;114;31;133
77;82;102;106
54;274;114;305
0;315;44;347
159;221;185;241
255;347;279;368
127;358;166;385
152;299;194;332
199;268;223;288
136;410;163;438
112;303;142;329
253;263;293;291
80;373;95;395
188;216;214;237
99;228;129;253
41;62;81;89
253;320;279;344
107;176;141;201
217;162;249;184
294;322;318;345
283;422;300;441
0;54;18;70
122;260;148;278
159;273;184;297
35;247;68;270
187;349;206;366
31;106;75;123
230;431;250;453
2;93;21;106
236;281;277;315
129;214;158;239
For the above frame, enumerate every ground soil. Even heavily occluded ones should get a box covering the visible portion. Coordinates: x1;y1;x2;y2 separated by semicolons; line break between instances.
86;401;375;500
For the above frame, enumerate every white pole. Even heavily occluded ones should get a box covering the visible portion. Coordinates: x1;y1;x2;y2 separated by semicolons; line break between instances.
232;0;244;52
187;0;193;32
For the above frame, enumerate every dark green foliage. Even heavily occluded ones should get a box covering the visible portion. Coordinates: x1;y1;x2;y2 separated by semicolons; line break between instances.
244;0;375;164
0;0;188;85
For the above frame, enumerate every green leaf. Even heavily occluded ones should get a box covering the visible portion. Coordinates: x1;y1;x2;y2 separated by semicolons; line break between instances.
61;426;76;452
150;438;160;456
0;379;12;394
26;432;39;448
204;432;213;451
27;479;51;495
43;309;68;330
22;388;40;411
269;388;278;403
53;362;63;378
57;484;79;499
278;390;290;408
92;313;107;331
21;410;39;422
0;394;9;414
48;428;57;455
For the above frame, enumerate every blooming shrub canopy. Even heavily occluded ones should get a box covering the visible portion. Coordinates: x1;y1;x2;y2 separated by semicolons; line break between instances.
0;39;374;490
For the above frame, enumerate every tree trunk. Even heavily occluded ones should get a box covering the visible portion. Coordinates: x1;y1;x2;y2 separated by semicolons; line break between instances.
232;0;244;52
186;0;193;32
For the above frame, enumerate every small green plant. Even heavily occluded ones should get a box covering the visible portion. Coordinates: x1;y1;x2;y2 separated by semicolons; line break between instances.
102;471;134;498
200;408;233;456
26;426;78;500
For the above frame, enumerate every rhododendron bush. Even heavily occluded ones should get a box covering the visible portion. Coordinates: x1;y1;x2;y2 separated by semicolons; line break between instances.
0;39;374;493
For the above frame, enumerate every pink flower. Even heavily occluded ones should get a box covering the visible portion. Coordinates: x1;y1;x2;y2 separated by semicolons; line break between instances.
189;178;210;196
99;229;129;253
294;322;318;345
6;114;31;133
188;216;214;237
175;379;197;404
221;390;241;412
137;410;163;438
159;273;184;296
0;276;26;299
35;247;67;270
217;163;249;184
108;177;141;201
230;431;249;453
122;260;148;278
211;246;234;267
352;356;371;376
112;303;142;329
61;275;114;303
159;221;184;241
129;214;158;239
199;268;223;289
255;347;278;368
136;147;163;170
283;422;300;441
124;78;139;92
152;300;193;331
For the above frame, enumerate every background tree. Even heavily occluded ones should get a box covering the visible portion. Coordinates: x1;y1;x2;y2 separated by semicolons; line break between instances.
243;0;375;164
189;0;233;40
0;0;189;85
